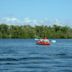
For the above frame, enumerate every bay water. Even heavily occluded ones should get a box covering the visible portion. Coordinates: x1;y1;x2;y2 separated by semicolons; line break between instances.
0;39;72;72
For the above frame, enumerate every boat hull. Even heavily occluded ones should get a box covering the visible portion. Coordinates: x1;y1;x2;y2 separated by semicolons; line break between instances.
36;41;50;45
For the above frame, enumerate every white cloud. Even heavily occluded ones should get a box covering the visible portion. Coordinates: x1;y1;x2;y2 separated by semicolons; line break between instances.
23;17;31;23
23;18;42;26
1;17;19;22
32;19;38;24
0;17;33;25
0;17;21;25
31;19;39;26
2;17;10;22
11;18;18;21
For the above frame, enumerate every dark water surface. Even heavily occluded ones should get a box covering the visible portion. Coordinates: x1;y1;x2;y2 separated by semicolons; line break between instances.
0;39;72;72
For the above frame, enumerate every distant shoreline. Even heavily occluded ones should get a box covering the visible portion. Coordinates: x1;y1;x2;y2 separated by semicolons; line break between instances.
0;24;72;39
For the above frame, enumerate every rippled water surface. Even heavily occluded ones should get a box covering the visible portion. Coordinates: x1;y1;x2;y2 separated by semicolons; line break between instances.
0;39;72;72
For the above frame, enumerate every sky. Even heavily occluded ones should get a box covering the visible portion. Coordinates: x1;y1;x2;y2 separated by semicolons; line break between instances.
0;0;72;26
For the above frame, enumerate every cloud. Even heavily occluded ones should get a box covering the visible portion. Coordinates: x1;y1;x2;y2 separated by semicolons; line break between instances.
1;17;19;22
23;18;42;26
0;17;48;26
32;19;38;24
1;17;10;22
23;17;31;23
11;18;18;22
31;19;39;26
0;17;20;25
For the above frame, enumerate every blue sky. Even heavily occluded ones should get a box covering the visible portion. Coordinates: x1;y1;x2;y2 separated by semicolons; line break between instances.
0;0;72;26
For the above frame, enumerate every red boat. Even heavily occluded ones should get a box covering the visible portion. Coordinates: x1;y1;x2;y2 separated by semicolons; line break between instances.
36;38;50;45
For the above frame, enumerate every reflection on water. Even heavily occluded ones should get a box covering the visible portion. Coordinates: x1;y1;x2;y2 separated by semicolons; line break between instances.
0;39;72;72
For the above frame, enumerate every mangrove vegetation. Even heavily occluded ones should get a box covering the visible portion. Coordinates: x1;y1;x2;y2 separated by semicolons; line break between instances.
0;24;72;38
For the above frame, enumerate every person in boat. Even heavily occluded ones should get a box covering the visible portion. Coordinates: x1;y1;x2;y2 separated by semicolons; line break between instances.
36;37;50;45
43;37;50;42
39;37;49;42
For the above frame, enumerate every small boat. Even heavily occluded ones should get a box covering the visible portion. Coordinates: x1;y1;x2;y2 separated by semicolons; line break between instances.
36;40;50;45
36;38;50;45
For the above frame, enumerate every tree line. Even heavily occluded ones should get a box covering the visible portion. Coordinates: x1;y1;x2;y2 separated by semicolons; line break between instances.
0;24;72;38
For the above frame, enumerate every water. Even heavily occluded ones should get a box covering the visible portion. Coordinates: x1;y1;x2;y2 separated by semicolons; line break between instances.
0;39;72;72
